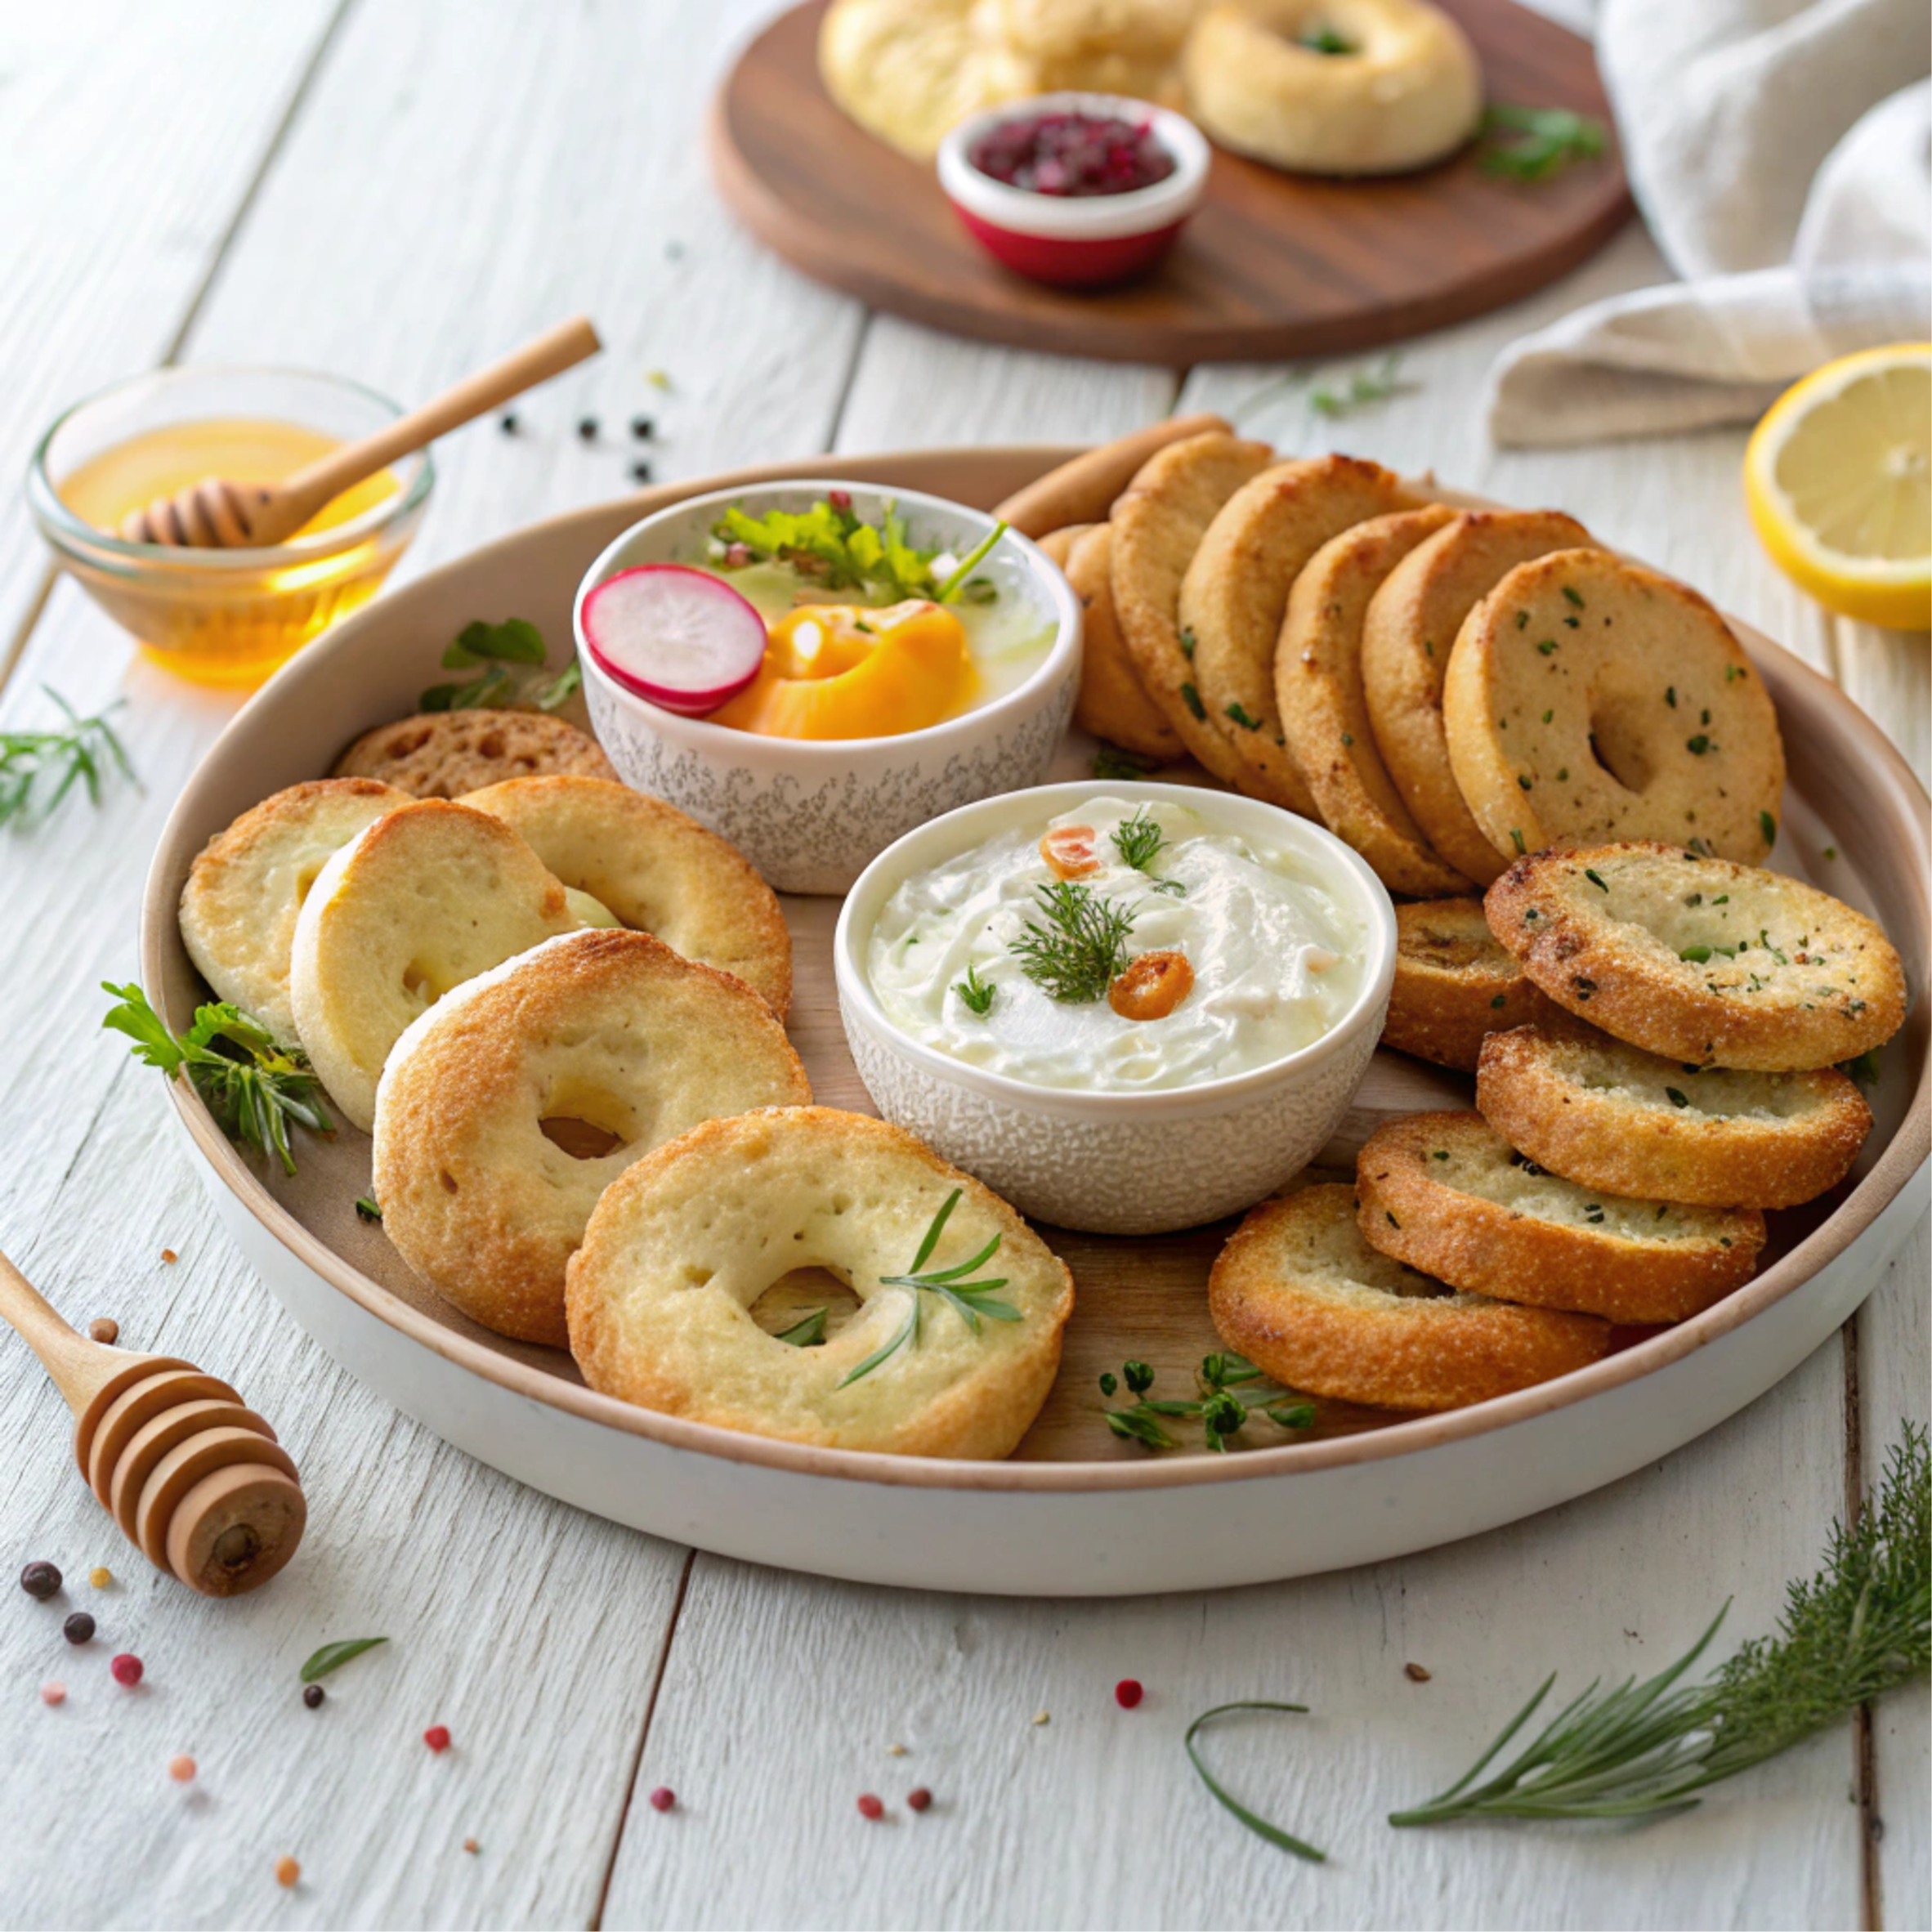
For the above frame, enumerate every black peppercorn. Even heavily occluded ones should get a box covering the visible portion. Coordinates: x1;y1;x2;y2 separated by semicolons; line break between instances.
62;1612;94;1644
577;416;599;441
20;1561;60;1599
629;416;655;441
630;461;654;484
302;1684;325;1710
498;412;518;435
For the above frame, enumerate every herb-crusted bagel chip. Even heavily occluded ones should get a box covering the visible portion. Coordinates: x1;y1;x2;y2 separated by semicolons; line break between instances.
1362;508;1598;885
1181;454;1415;811
1066;523;1185;761
1208;1184;1610;1413
566;1107;1075;1459
1442;550;1785;864
1110;431;1276;790
1483;842;1908;1071
180;777;410;1044
1384;896;1564;1071
460;776;792;1017
1476;1019;1872;1210
1357;1111;1767;1325
333;709;617;798
1276;504;1469;895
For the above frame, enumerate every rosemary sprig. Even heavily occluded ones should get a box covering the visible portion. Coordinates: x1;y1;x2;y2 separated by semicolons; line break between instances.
774;1306;828;1347
839;1189;1015;1386
1310;353;1411;418
420;617;581;713
0;690;135;829
1478;104;1608;182
953;962;996;1016
1390;1424;1930;1826
1187;1703;1327;1862
1111;807;1166;874
1103;1353;1316;1452
1010;881;1138;1003
102;982;333;1177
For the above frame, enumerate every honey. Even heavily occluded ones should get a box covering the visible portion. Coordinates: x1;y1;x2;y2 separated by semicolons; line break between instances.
54;418;414;686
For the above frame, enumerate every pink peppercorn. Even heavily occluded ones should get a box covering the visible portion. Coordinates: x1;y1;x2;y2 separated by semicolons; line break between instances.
423;1724;451;1753
168;1755;196;1783
110;1653;143;1687
648;1787;675;1813
1114;1678;1143;1709
906;1787;932;1813
857;1793;884;1820
40;1682;65;1706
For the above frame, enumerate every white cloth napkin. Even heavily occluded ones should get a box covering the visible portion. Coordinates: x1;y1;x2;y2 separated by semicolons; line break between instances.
1487;0;1932;447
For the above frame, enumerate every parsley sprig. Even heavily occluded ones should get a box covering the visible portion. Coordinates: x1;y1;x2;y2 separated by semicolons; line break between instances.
103;982;332;1176
420;618;581;713
711;495;1006;606
1011;881;1138;1003
0;690;136;829
839;1189;1016;1387
1103;1353;1316;1453
953;962;996;1016
1478;104;1608;182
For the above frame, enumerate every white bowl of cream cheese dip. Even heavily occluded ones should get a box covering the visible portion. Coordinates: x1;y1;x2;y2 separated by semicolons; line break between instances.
834;782;1398;1234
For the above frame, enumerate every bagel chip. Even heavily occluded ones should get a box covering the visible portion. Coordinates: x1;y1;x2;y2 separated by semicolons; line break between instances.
1384;896;1563;1071
333;709;617;799
1067;523;1185;761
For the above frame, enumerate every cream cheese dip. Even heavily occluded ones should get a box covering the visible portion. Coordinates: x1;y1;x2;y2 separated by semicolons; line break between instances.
865;795;1366;1093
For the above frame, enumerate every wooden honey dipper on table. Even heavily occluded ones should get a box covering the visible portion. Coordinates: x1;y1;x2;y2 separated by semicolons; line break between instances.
0;1247;304;1596
119;313;602;548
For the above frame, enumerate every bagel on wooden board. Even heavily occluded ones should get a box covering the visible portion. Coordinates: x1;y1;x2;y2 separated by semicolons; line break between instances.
1357;1111;1767;1325
1066;523;1186;761
1110;431;1277;790
459;775;793;1018
374;929;811;1348
1000;0;1199;98
179;778;410;1044
1475;1019;1872;1210
1483;841;1908;1071
1275;503;1469;895
1183;0;1483;176
1183;453;1414;813
1208;1184;1611;1412
333;709;616;798
818;0;1031;159
566;1107;1076;1459
1362;509;1599;885
289;799;579;1132
1442;550;1786;865
1383;896;1564;1071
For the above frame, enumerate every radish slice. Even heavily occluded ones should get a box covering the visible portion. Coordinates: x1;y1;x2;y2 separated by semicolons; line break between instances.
581;564;768;716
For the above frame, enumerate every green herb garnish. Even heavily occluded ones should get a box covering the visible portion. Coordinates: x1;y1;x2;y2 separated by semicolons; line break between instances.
954;962;996;1016
0;690;135;829
300;1637;388;1684
711;496;1004;606
1102;1354;1315;1454
1296;25;1353;53
838;1190;1013;1387
354;1196;383;1223
774;1306;828;1347
1224;701;1263;731
1843;1049;1881;1087
1111;807;1166;874
420;618;580;713
1583;869;1608;892
1310;353;1409;418
103;983;332;1177
1093;744;1158;781
1010;881;1138;1003
1180;682;1207;721
1478;104;1608;182
1186;1703;1326;1861
1390;1425;1928;1826
1760;810;1778;847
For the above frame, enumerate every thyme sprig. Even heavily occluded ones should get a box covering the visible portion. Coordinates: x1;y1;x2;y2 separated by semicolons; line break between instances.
1010;881;1138;1003
838;1189;1015;1387
1478;104;1608;182
0;690;135;829
103;982;333;1176
1103;1353;1316;1452
1389;1424;1930;1826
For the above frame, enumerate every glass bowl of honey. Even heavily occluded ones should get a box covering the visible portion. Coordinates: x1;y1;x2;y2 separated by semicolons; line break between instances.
29;364;432;686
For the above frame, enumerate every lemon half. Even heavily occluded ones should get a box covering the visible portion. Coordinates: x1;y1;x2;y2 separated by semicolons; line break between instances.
1744;343;1930;630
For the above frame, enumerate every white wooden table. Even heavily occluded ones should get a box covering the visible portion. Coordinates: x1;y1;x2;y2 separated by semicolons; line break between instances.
0;5;1924;1927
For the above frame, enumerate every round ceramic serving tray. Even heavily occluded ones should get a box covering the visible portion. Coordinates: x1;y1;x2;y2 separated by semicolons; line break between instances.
141;445;1931;1598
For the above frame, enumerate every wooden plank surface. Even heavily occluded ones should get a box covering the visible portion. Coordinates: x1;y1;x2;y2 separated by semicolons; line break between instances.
0;1;1924;1927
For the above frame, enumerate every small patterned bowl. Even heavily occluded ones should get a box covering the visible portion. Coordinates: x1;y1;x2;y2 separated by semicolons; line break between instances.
834;781;1398;1235
576;482;1081;894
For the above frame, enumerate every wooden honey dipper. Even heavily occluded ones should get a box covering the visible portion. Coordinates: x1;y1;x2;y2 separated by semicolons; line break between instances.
0;1247;305;1596
119;313;602;548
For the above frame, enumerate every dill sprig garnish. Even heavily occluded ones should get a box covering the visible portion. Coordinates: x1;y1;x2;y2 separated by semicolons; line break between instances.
1389;1424;1930;1826
1010;881;1138;1003
1103;1353;1316;1453
102;982;333;1177
839;1188;1016;1386
1111;807;1166;874
953;962;996;1016
0;689;135;829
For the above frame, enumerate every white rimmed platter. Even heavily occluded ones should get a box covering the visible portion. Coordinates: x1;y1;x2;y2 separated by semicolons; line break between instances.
141;445;1931;1597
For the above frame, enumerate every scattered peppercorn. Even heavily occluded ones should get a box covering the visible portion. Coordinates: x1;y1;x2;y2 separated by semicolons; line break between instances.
630;416;655;441
906;1787;932;1813
160;1249;178;1264
648;1787;675;1813
1405;1661;1433;1682
887;1743;907;1756
577;416;599;441
63;1612;95;1645
88;1318;119;1344
302;1684;325;1710
20;1561;60;1599
40;1682;65;1706
463;1838;480;1854
111;1652;143;1687
630;461;653;484
88;1568;111;1590
423;1724;451;1753
1114;1679;1143;1709
857;1793;884;1820
168;1755;196;1783
499;413;519;435
275;1856;300;1890
1031;1711;1050;1726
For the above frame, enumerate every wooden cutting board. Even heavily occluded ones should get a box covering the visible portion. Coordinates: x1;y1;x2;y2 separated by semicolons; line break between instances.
710;0;1635;366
